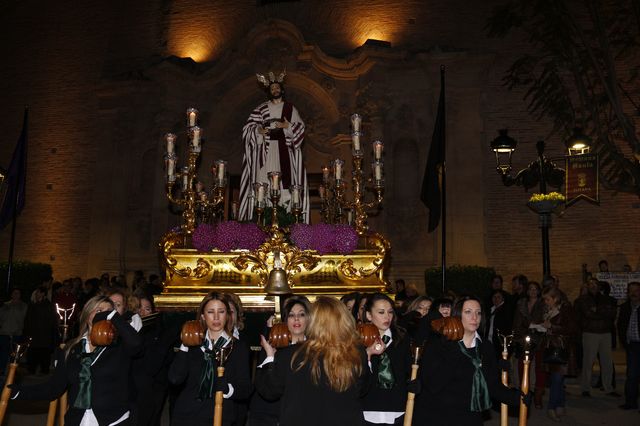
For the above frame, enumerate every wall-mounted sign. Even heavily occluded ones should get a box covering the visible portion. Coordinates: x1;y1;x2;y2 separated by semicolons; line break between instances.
565;153;599;206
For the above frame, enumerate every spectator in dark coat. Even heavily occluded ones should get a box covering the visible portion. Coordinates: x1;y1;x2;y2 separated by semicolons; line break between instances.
23;287;59;374
617;282;640;410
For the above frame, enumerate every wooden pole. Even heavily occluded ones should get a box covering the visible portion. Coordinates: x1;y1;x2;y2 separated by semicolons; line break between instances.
501;346;509;426
213;366;225;426
518;337;531;426
0;359;18;424
0;340;29;425
46;400;57;426
403;363;419;426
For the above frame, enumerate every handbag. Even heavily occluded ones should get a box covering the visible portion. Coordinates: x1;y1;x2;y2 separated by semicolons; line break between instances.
542;335;568;364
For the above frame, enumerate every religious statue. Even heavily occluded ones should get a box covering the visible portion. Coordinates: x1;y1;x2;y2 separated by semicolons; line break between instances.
238;71;309;223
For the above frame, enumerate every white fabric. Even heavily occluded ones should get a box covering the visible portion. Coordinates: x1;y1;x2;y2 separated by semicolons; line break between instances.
239;99;309;222
129;314;142;332
79;408;129;426
363;411;404;424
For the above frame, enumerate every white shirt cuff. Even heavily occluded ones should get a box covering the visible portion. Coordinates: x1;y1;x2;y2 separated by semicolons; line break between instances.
107;310;117;320
257;356;274;368
223;383;234;399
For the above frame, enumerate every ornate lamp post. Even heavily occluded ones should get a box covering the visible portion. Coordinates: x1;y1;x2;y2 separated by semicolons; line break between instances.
490;130;566;278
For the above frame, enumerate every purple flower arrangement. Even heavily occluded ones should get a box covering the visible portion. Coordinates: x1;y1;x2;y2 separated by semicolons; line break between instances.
191;222;359;254
191;222;268;252
290;223;359;255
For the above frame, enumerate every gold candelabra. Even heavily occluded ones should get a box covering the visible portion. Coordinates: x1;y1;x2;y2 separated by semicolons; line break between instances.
164;108;227;236
320;114;384;234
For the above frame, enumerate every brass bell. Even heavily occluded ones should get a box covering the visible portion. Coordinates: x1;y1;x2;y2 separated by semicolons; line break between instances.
265;267;292;295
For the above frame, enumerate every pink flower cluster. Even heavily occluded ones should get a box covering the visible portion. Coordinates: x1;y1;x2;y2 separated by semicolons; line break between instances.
191;222;268;252
290;223;358;254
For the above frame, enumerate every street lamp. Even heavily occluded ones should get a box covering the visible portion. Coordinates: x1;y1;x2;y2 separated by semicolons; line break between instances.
564;127;592;156
490;130;565;278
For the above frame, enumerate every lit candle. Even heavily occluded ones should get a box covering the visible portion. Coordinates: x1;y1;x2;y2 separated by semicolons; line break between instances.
374;162;383;180
347;209;354;225
351;113;362;132
165;133;176;154
333;159;344;181
216;160;226;183
373;140;384;160
191;126;201;151
352;132;361;152
187;108;198;127
268;171;281;189
322;166;330;183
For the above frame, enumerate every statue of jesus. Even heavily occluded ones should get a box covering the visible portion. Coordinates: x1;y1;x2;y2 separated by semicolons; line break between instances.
238;72;309;223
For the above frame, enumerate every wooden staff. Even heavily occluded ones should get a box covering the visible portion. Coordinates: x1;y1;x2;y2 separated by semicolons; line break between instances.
213;344;232;426
403;344;423;426
518;336;531;426
0;339;30;425
499;333;513;426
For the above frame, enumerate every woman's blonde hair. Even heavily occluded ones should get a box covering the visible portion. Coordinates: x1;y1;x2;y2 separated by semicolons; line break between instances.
292;296;363;392
65;295;114;358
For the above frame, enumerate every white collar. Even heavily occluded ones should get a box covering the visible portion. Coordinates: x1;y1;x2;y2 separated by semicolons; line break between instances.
202;330;231;351
460;331;482;348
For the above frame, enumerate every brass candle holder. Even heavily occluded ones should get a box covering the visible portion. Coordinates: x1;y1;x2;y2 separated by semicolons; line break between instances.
163;108;227;236
336;114;384;234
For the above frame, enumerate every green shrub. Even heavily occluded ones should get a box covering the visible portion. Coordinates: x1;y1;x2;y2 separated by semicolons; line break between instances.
425;265;496;302
0;260;53;299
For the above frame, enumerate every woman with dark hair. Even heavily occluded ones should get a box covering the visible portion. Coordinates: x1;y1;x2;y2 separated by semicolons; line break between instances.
541;286;577;421
357;293;371;324
10;295;142;426
341;292;362;320
414;296;530;426
361;293;413;425
512;281;546;408
255;296;373;425
168;292;251;426
250;295;311;426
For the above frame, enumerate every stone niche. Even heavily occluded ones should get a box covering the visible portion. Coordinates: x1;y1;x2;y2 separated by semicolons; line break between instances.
88;18;492;288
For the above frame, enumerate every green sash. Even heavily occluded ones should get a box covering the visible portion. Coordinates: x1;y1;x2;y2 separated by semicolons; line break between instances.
376;334;395;389
72;340;105;409
458;340;491;412
197;336;227;401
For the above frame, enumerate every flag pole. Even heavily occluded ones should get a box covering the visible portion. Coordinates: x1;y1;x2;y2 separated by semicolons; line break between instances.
4;107;28;295
440;66;446;294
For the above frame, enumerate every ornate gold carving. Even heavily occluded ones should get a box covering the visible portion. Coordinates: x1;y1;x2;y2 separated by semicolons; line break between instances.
231;229;320;288
339;232;390;279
